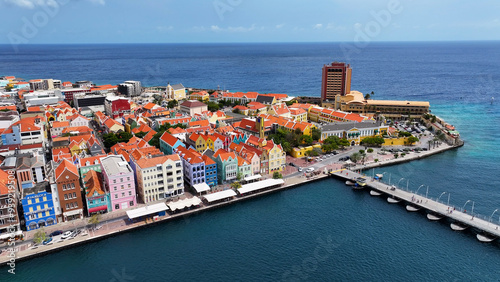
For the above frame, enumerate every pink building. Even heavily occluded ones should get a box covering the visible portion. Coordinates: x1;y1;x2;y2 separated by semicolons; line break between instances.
100;155;137;211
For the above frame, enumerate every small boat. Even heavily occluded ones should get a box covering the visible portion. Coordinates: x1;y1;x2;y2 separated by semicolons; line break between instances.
370;190;382;196
477;233;496;243
387;197;400;204
376;174;383;179
450;222;468;231
406;205;420;212
345;180;355;186
427;213;443;221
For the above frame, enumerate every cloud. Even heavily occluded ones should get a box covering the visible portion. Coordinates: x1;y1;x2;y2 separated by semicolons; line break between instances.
313;24;323;29
276;24;285;29
3;0;104;9
207;24;257;32
156;26;174;32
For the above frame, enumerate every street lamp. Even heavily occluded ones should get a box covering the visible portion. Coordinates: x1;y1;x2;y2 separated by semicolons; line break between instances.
437;192;446;203
382;172;391;185
489;209;498;222
397;178;405;189
416;184;425;196
462;200;471;212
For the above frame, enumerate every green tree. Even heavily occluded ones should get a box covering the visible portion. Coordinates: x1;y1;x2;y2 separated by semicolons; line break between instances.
350;152;362;163
367;148;374;153
135;131;147;139
338;138;350;149
311;128;321;141
117;132;133;143
364;93;371;100
407;136;419;145
359;149;365;154
89;214;101;228
394;153;399;159
273;172;283;179
33;229;47;244
300;135;313;145
207;102;220;112
236;172;243;181
102;133;119;149
231;182;242;189
398;131;412;137
167;99;178;109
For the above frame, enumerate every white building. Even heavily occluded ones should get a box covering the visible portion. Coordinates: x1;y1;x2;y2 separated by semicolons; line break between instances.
134;154;184;203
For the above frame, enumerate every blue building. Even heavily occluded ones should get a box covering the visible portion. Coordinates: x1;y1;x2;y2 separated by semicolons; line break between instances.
21;182;57;231
160;132;185;155
202;155;218;187
0;124;20;145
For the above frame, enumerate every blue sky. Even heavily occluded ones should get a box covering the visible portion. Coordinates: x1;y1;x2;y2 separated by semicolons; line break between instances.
1;0;499;44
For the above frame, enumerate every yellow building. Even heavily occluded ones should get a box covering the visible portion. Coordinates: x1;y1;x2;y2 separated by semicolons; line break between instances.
167;83;186;101
335;91;430;120
291;144;322;158
265;141;286;172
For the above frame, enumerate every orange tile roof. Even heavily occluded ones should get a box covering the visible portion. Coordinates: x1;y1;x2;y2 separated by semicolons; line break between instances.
160;132;181;146
233;105;249;111
55;159;78;180
213;149;237;162
237;156;249;166
176;146;204;165
289;108;306;115
189;119;210;128
201;154;215;165
135;153;180;169
52;121;70;128
83;170;105;197
79;154;106;167
143;102;157;110
62;126;92;133
143;130;157;142
168;127;187;135
260;93;288;100
0;169;14;195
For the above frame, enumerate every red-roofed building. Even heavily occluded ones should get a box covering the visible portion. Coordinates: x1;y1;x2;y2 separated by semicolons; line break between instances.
55;159;84;222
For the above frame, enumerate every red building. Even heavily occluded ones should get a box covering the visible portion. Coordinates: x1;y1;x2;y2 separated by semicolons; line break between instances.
62;88;91;103
105;96;131;119
321;62;352;101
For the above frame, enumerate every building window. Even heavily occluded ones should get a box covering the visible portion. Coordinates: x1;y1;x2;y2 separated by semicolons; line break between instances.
129;191;132;196
130;201;134;206
62;184;66;190
115;204;119;210
115;194;118;199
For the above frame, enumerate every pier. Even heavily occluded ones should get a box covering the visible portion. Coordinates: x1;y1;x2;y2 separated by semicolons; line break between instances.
331;169;500;243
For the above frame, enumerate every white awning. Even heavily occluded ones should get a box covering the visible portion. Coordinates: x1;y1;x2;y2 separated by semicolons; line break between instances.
167;197;202;211
238;179;284;195
63;209;82;217
193;183;211;193
243;174;262;182
203;189;237;203
126;203;169;219
0;230;22;240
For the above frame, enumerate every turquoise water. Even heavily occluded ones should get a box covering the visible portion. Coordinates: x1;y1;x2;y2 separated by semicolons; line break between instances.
1;42;500;281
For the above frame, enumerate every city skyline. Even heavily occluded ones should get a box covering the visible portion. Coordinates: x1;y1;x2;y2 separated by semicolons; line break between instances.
1;0;500;44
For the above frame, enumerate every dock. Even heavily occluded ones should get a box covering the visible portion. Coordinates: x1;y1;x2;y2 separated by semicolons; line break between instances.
331;169;500;242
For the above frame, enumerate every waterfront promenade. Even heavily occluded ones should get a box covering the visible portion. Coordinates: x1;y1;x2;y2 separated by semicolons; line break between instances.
0;141;462;265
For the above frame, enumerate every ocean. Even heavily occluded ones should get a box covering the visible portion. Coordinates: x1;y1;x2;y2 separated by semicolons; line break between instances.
1;42;500;281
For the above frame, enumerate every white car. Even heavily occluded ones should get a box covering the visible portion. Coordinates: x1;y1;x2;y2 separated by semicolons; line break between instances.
306;167;315;173
61;231;72;240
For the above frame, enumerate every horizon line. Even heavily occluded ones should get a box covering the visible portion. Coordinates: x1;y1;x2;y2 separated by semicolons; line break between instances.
1;39;500;45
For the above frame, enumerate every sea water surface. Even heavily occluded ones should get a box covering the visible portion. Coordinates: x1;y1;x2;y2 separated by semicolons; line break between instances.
0;42;500;281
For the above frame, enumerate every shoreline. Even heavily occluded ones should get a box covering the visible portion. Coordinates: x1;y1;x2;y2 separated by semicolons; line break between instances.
0;142;462;266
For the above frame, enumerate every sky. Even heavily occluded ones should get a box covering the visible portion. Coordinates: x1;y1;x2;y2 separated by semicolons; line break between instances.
1;0;500;44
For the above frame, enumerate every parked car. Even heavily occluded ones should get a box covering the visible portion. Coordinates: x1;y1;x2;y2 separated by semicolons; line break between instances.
49;230;63;237
306;167;315;173
61;231;72;240
298;167;303;172
94;224;103;231
42;237;53;245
